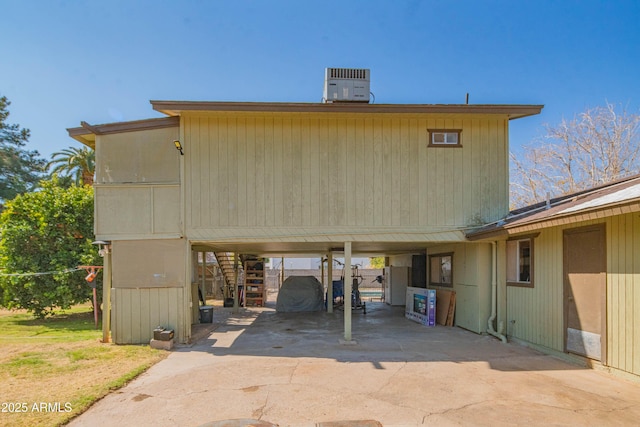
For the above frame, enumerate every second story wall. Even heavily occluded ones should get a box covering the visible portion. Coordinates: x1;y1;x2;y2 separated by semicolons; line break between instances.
184;111;509;238
95;126;181;239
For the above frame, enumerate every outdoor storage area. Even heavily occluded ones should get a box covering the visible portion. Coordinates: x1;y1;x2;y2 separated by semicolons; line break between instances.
69;302;640;426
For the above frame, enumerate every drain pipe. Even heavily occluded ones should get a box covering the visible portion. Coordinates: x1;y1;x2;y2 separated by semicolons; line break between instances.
487;241;507;343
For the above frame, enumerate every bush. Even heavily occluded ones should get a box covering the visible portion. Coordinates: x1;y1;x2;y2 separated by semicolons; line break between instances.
0;179;100;317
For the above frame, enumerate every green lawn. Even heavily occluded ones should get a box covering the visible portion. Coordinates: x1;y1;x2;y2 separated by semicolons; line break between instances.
0;305;167;427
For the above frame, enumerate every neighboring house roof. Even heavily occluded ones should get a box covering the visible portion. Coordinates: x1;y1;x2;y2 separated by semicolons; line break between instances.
467;174;640;240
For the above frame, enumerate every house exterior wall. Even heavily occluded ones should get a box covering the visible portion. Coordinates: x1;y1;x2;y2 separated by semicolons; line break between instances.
426;242;492;334
182;112;509;240
607;212;640;375
94;126;181;239
505;213;640;376
89;110;514;344
93;126;187;344
110;239;188;344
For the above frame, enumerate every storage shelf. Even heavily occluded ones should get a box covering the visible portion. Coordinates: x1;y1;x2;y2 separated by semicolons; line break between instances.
243;259;266;307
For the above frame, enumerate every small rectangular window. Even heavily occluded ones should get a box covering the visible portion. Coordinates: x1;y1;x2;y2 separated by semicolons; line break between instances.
428;129;462;147
507;234;537;287
518;240;531;282
429;253;453;287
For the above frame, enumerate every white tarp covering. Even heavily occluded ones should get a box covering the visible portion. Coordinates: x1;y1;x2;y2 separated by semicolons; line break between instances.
276;276;325;312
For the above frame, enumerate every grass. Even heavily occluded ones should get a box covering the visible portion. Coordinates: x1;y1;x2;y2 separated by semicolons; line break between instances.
0;304;168;427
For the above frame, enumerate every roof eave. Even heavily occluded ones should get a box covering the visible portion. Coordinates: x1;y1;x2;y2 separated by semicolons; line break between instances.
67;116;180;148
150;100;543;119
468;197;640;240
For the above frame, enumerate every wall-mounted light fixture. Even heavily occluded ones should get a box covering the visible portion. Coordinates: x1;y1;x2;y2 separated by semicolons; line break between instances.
174;140;184;155
92;240;111;257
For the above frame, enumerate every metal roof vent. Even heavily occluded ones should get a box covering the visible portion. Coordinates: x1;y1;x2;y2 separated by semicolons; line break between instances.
322;68;370;103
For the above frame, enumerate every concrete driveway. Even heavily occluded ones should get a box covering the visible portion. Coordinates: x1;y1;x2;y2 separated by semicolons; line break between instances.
68;302;640;426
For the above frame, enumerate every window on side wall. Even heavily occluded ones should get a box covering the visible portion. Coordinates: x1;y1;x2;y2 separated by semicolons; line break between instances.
429;253;453;287
506;234;538;287
428;129;462;147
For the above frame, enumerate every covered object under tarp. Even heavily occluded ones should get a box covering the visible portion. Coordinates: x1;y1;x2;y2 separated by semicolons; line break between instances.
276;276;325;312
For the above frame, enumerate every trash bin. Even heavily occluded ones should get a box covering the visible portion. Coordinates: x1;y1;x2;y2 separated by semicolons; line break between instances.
199;305;213;323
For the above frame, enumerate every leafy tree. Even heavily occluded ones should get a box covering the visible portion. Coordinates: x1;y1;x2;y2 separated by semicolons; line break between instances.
0;178;100;317
369;257;385;269
0;95;46;208
511;102;640;207
47;146;95;186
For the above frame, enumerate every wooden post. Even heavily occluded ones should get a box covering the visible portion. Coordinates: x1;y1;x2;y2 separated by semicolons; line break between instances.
102;248;112;343
93;287;99;329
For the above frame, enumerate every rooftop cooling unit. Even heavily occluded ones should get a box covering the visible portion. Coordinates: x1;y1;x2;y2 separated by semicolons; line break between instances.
323;68;370;103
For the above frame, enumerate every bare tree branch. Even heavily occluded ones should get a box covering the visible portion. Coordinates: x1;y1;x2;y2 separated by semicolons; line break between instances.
510;102;640;207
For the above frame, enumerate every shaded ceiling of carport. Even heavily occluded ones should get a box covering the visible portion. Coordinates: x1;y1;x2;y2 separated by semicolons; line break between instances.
190;239;462;257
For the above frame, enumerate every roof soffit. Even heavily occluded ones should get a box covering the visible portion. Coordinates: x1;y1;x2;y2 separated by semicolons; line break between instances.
67;116;180;147
150;100;543;120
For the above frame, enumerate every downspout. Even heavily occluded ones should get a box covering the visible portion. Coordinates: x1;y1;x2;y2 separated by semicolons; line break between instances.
487;241;507;343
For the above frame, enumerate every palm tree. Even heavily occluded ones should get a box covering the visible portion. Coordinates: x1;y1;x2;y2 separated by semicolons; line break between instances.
47;146;95;186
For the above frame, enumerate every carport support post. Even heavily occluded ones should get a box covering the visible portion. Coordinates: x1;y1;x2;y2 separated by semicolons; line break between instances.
327;252;333;313
344;241;352;341
200;251;206;305
233;253;239;313
101;244;112;343
280;257;284;289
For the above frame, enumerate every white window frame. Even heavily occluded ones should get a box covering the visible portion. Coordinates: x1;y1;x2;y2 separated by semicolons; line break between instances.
507;234;538;287
428;129;462;147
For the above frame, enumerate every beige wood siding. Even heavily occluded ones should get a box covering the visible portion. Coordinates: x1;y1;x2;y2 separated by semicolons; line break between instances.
109;239;188;344
94;127;181;239
607;213;640;375
183;112;508;240
111;287;185;344
506;225;571;351
95;185;180;238
427;242;492;334
506;213;640;376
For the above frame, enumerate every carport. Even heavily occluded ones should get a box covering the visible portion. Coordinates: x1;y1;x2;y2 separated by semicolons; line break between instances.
190;235;467;343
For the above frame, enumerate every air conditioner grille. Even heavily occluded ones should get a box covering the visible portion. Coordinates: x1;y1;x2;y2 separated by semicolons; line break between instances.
328;68;369;80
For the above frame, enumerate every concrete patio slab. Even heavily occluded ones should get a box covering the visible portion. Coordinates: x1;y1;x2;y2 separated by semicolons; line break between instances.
67;303;640;426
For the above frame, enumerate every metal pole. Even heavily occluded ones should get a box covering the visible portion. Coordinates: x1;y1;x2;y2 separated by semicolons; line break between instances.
280;257;285;289
344;241;352;341
320;256;325;309
233;253;239;313
200;251;206;305
327;252;333;313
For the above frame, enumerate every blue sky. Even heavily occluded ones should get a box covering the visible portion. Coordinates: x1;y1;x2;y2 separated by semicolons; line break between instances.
1;0;639;159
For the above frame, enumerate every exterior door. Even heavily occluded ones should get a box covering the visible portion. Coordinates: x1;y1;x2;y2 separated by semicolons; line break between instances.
563;224;606;362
